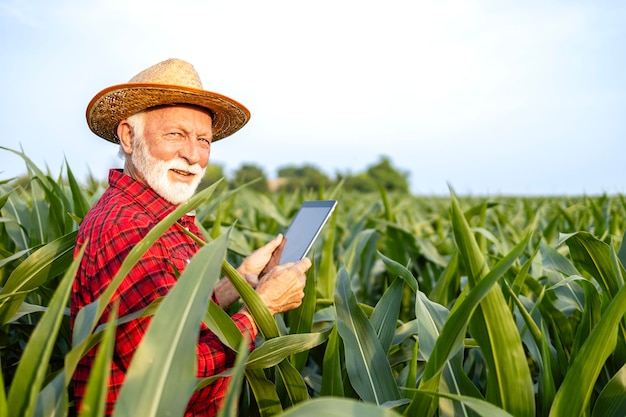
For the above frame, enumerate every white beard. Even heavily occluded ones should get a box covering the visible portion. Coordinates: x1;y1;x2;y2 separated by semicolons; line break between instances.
131;137;206;205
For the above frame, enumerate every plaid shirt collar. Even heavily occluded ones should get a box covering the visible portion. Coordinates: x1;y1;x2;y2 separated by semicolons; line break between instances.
107;169;197;227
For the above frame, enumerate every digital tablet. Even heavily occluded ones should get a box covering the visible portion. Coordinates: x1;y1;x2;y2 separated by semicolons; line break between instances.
279;200;338;263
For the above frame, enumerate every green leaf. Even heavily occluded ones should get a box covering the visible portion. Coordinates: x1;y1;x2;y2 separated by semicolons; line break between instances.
27;176;48;245
79;304;118;417
562;231;624;297
369;277;403;353
334;267;400;405
592;363;626;417
0;231;77;325
65;159;90;220
378;252;418;293
7;244;83;417
287;264;318;370
6;301;47;323
221;234;313;411
538;324;557;416
3;189;30;249
278;397;402;416
317;206;338;301
38;175;74;237
416;390;515;417
275;359;309;408
343;229;380;294
449;192;535;416
0;356;7;417
320;326;344;397
0;187;14;211
113;232;229;417
549;245;626;417
246;332;329;369
217;338;251;417
244;368;283;416
221;260;279;339
203;300;245;352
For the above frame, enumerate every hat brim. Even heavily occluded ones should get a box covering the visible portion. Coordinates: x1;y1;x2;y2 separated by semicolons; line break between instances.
86;83;250;143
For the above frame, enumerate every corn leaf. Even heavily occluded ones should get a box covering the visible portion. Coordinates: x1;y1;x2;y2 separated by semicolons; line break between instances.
277;397;402;416
0;231;77;325
416;390;515;417
65;160;90;220
7;244;83;417
538;324;557;416
203;300;245;352
343;229;380;293
450;192;535;416
549;245;626;417
221;233;312;410
320;326;344;397
113;231;228;417
287;263;317;371
562;231;624;296
3;191;29;249
369;276;403;353
0;356;7;417
246;332;329;369
244;368;283;417
378;252;418;293
275;359;309;408
78;304;118;417
27;177;47;245
591;363;626;417
217;337;251;417
334;267;401;405
221;260;279;339
317;206;338;300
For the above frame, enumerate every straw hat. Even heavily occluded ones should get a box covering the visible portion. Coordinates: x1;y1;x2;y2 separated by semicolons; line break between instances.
86;58;250;143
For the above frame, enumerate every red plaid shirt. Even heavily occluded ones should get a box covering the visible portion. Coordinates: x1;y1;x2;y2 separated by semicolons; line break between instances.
71;169;256;416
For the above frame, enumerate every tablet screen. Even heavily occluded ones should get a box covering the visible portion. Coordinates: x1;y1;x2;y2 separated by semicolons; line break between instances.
279;200;337;263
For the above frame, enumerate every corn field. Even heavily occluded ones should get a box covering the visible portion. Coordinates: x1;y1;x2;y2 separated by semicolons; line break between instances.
1;147;626;417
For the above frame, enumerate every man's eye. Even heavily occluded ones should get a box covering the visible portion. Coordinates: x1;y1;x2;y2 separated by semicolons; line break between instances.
199;138;211;146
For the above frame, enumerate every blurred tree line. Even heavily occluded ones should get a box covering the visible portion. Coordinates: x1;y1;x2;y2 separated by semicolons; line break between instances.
7;155;410;195
200;155;410;194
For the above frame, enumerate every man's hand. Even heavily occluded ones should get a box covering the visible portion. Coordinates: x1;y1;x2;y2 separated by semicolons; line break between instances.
256;257;311;315
237;234;285;288
214;234;285;309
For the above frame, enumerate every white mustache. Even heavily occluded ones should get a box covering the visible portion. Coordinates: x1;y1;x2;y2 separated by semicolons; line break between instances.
167;160;203;175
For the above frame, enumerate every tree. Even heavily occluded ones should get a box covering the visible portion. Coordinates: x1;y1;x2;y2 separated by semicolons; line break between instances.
367;156;410;193
231;163;269;193
276;164;332;192
342;172;377;193
344;156;410;193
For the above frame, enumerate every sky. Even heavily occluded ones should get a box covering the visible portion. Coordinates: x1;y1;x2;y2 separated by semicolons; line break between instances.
1;0;625;196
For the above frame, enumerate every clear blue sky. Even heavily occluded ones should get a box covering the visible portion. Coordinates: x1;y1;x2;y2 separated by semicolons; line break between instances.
1;0;625;195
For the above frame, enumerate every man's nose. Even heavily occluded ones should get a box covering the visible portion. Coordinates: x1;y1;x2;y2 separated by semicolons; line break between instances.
179;136;208;165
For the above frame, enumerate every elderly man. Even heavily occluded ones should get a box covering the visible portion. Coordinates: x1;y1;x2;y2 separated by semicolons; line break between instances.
70;58;310;416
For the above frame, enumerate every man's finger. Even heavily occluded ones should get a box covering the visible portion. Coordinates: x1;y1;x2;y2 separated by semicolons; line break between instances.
265;234;284;251
293;257;312;273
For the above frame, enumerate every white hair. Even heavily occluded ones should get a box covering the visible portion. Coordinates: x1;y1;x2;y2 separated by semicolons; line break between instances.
118;112;146;160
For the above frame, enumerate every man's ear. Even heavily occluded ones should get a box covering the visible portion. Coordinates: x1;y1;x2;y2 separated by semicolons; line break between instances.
117;121;134;155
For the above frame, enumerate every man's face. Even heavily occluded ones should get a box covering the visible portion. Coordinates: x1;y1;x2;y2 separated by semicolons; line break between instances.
129;105;213;204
